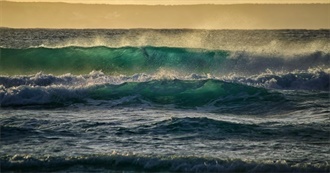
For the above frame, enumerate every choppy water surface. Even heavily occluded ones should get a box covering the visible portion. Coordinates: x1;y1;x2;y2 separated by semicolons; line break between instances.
0;29;329;172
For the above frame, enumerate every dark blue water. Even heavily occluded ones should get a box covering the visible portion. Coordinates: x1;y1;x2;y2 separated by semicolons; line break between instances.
0;29;329;172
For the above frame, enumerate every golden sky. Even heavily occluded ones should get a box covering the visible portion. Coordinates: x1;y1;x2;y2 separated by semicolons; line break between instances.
1;1;329;29
4;0;330;4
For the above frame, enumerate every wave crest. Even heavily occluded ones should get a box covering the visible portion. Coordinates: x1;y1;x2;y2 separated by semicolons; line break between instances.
1;154;329;173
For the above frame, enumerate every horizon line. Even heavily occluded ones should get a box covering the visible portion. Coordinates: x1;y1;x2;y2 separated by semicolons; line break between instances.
3;0;330;5
1;27;330;30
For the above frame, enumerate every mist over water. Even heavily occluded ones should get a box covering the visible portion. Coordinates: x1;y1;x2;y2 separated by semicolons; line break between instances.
0;29;329;172
1;29;329;52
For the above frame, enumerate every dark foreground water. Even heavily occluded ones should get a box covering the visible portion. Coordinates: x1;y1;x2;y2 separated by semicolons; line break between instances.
0;29;329;172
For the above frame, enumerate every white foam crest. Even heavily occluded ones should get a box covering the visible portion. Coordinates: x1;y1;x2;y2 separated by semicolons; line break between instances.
0;69;328;107
222;67;330;91
0;70;210;106
2;154;328;173
1;67;329;90
0;84;87;107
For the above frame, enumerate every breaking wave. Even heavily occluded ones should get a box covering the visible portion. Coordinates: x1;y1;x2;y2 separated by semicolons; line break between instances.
0;46;329;76
0;68;328;108
1;153;329;173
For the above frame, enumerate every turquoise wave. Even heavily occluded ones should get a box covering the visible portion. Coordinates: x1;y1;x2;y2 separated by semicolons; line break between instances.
0;79;286;114
2;46;328;76
89;79;283;107
0;46;229;75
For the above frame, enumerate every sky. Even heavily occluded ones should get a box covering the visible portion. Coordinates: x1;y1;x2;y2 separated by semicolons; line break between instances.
3;0;330;4
1;0;329;29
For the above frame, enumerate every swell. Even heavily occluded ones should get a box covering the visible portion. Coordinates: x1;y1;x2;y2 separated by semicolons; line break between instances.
3;116;328;147
1;71;329;113
0;46;329;76
0;79;285;110
116;117;330;142
1;154;329;173
88;79;285;108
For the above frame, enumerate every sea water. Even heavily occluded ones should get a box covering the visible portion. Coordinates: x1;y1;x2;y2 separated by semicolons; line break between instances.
0;29;329;172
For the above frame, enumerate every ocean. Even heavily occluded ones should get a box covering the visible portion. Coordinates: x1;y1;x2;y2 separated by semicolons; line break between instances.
0;29;329;172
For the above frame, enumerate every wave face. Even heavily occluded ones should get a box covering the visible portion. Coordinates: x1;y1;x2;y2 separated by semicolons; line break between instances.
0;46;230;75
1;46;329;76
1;71;329;108
0;78;284;110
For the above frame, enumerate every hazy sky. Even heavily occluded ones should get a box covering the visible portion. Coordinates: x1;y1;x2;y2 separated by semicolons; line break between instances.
1;1;329;29
4;0;330;4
